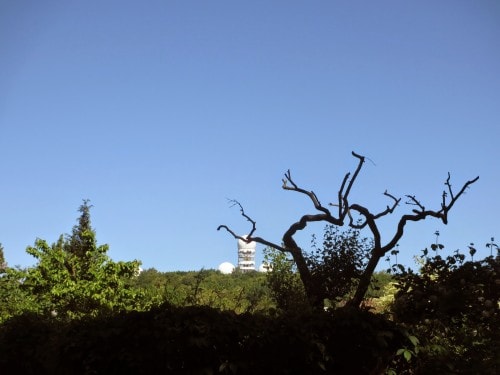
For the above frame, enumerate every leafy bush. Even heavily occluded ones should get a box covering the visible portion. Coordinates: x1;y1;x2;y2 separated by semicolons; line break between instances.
390;247;499;374
307;225;372;305
263;247;310;313
263;225;374;313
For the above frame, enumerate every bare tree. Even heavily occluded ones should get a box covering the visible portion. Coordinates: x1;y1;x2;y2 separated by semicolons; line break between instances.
218;152;479;309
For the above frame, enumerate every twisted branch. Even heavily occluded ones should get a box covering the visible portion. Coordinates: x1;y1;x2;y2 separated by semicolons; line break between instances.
217;151;479;309
382;175;479;253
217;200;286;252
282;170;331;216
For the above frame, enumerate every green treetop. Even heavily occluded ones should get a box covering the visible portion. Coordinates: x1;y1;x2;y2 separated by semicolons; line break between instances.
22;200;144;318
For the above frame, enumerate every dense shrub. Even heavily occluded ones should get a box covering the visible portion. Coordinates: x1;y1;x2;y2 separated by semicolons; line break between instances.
0;304;407;374
390;250;500;374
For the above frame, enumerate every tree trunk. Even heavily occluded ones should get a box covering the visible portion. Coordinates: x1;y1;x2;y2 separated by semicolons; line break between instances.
348;249;383;308
289;247;323;310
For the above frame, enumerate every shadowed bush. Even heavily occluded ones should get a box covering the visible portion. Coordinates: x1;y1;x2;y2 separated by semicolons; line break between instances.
0;304;407;374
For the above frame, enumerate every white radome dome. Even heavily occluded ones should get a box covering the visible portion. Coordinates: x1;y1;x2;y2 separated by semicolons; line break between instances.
259;263;272;273
218;262;235;274
237;235;256;249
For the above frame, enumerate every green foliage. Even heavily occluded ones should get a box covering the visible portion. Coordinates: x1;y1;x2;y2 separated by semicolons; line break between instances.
307;225;372;305
192;270;274;313
369;277;397;313
263;225;373;312
366;271;393;298
0;243;42;322
263;247;309;313
133;268;275;314
14;201;144;319
390;246;500;374
0;267;42;322
0;243;6;272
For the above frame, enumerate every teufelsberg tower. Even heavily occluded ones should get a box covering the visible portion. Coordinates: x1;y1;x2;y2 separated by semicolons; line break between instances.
237;235;256;272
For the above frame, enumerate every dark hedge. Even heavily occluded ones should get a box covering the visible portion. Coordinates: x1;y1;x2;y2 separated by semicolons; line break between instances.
0;305;407;374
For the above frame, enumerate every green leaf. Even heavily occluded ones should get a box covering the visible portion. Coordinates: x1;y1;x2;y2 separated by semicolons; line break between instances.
408;335;420;347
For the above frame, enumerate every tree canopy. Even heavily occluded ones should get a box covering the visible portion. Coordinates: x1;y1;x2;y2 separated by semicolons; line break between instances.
2;200;143;320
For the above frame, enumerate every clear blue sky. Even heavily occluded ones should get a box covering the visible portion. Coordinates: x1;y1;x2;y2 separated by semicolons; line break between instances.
1;1;498;272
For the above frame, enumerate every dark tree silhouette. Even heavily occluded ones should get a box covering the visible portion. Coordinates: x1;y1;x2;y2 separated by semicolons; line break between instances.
218;152;479;309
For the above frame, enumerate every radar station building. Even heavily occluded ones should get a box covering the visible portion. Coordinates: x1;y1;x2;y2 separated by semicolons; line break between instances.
237;235;256;272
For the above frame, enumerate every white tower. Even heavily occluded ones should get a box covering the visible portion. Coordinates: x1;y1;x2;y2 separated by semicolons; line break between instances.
237;235;256;272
